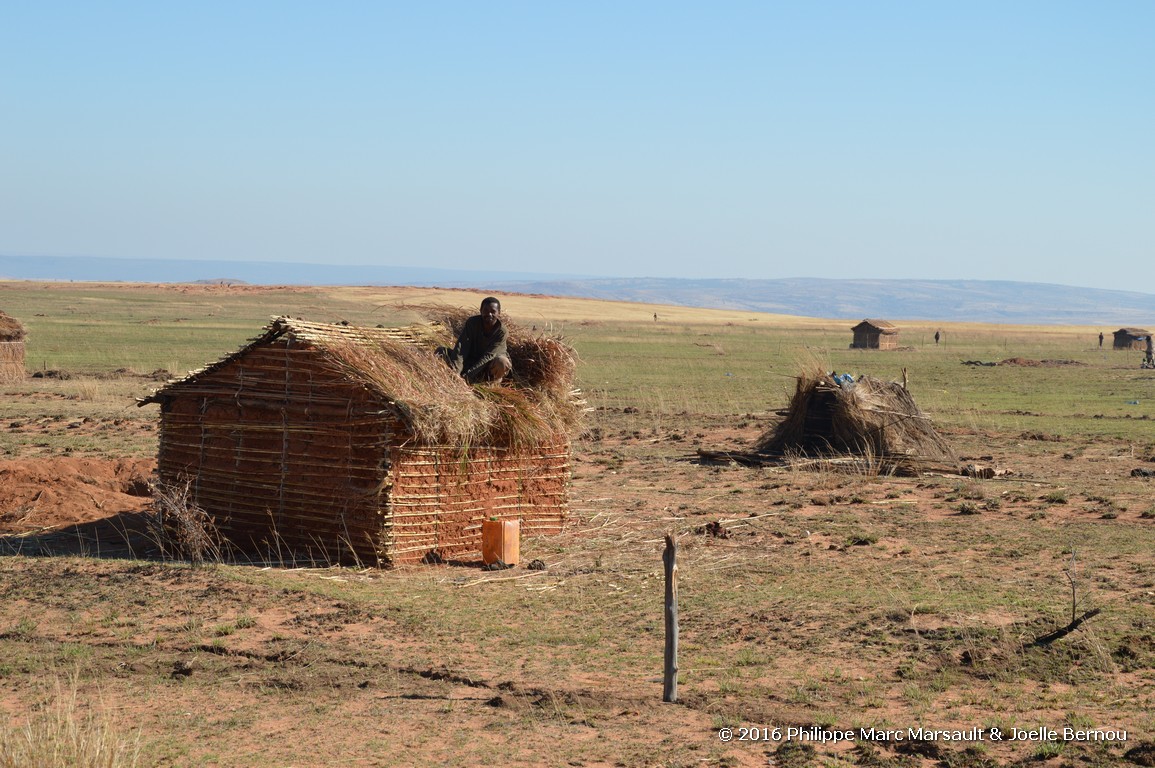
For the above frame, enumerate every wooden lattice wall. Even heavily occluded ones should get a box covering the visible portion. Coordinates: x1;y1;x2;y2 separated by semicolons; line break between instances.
383;443;569;565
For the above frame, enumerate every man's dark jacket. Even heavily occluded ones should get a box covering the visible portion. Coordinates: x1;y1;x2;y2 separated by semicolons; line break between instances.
449;315;509;383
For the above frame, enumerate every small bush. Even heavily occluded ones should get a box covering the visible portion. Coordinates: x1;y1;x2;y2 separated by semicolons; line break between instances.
957;501;981;515
147;479;225;566
845;532;879;546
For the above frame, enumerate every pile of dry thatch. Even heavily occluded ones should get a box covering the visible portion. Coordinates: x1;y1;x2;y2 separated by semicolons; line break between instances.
391;304;582;447
401;303;578;401
0;310;25;342
754;365;954;471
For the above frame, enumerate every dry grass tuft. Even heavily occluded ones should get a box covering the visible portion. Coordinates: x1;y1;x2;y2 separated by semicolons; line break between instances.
0;679;140;768
147;479;225;566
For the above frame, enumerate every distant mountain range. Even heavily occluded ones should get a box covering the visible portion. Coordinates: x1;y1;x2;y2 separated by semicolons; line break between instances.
2;254;1151;326
493;277;1155;326
0;254;581;289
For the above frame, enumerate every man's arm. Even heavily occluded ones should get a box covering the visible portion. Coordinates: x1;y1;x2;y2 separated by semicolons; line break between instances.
446;325;470;375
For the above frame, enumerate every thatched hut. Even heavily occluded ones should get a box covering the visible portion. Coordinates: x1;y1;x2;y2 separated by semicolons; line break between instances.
754;369;954;473
139;315;582;566
0;310;26;384
850;319;899;350
1113;328;1150;350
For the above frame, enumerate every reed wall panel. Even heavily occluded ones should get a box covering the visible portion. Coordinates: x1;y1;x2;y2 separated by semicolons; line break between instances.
0;342;24;383
383;441;569;565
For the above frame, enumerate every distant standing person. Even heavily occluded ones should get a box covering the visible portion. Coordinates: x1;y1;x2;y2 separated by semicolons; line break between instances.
437;297;513;384
934;330;940;345
1099;332;1104;348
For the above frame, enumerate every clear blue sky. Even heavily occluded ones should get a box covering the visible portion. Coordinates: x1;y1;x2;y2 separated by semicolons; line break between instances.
2;2;1152;291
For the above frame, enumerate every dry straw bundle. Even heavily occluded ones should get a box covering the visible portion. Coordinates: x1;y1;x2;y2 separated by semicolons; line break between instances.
291;307;581;450
755;363;954;470
0;310;25;342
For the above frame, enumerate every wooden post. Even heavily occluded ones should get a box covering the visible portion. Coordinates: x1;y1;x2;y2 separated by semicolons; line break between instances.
662;532;678;703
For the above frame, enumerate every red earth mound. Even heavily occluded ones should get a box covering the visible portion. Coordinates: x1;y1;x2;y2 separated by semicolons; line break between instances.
0;457;155;534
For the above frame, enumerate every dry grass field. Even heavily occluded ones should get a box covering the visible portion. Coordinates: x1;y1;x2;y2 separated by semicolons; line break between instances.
1;281;1155;768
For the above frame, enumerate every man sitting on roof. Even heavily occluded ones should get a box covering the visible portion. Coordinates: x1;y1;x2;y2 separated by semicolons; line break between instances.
438;297;513;384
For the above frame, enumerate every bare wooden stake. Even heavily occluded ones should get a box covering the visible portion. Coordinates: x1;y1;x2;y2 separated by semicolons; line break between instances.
1066;549;1077;625
662;532;679;703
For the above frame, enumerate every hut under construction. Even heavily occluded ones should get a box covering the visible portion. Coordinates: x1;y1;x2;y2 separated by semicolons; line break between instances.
139;315;582;566
850;319;899;350
0;310;26;384
1113;328;1150;350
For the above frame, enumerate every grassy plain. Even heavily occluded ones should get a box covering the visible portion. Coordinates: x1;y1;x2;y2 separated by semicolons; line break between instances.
1;281;1155;767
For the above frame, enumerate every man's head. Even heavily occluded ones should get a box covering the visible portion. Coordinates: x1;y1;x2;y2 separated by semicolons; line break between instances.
480;297;501;331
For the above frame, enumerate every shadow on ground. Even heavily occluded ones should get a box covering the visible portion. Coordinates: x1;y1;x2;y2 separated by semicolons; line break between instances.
0;510;158;560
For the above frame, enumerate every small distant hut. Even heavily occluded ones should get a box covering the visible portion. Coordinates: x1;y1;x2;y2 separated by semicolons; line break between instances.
1113;328;1150;350
139;315;582;566
754;368;954;473
0;310;26;383
851;319;899;350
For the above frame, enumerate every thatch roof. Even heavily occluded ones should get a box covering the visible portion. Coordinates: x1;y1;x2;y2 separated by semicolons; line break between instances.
1116;328;1150;337
853;319;898;333
754;368;954;471
0;310;25;342
140;315;582;448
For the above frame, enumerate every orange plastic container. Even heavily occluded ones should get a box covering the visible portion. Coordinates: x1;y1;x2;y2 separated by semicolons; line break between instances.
481;519;520;566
